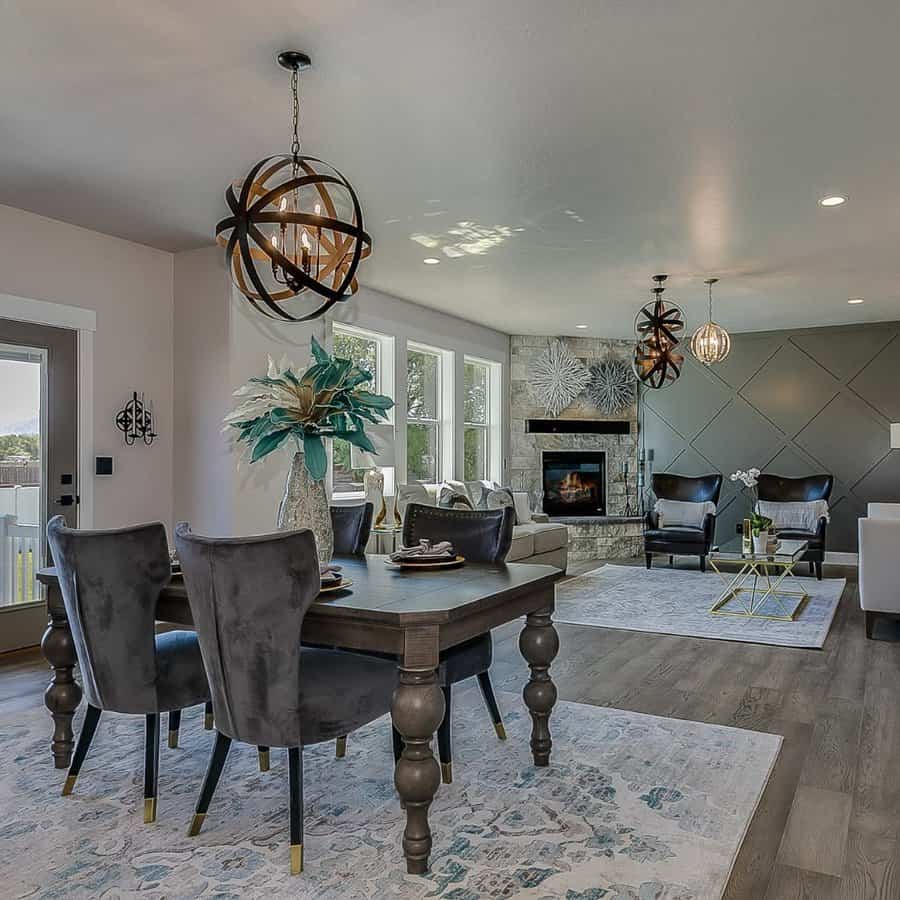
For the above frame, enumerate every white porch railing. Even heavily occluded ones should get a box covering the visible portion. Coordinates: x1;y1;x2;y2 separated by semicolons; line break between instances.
0;514;40;605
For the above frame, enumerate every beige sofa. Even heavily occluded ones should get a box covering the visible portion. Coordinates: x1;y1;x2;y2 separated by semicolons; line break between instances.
395;480;568;571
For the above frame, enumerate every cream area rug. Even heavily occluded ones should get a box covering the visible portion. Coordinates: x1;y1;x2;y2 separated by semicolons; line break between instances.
0;692;780;898
556;563;845;648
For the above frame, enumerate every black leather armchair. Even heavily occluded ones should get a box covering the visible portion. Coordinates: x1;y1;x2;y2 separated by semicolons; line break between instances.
757;473;833;580
644;473;723;572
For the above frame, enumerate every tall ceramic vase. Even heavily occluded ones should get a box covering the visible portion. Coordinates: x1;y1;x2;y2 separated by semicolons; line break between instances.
277;450;333;566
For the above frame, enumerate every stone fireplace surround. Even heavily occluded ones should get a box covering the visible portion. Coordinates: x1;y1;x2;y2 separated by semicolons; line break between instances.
510;335;644;561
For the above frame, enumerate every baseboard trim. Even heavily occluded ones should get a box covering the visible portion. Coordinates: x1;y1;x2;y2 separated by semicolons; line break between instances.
826;551;858;566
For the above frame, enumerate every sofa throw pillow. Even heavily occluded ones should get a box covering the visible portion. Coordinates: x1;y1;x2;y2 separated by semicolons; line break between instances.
654;498;716;529
486;487;517;521
756;500;829;532
465;480;497;510
512;491;533;524
438;486;474;510
396;483;431;519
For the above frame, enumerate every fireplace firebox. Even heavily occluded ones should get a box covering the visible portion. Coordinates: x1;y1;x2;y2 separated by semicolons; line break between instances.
542;451;606;517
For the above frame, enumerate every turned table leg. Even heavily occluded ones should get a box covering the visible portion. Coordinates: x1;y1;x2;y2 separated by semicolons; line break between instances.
392;625;444;875
40;581;82;769
519;604;559;767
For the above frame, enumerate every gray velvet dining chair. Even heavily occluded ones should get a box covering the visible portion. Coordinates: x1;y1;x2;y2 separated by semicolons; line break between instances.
174;523;398;875
336;503;514;784
46;516;210;823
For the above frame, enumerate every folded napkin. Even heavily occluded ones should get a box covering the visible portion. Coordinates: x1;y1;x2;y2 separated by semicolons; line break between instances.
390;539;455;563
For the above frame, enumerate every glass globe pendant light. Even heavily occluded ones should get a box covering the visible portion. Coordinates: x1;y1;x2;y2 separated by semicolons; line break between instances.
215;51;372;322
690;277;731;365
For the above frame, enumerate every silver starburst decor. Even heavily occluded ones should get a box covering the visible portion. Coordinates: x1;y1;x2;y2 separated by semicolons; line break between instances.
530;339;590;416
587;358;636;415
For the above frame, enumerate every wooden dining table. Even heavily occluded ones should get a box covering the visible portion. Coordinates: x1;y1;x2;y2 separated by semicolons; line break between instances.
37;555;563;875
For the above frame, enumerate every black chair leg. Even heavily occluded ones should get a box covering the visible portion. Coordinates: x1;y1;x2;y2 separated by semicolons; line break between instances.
645;553;652;569
144;713;160;823
167;709;182;749
815;561;823;580
62;703;102;795
203;700;213;730
335;736;347;758
699;555;707;573
288;746;304;875
437;685;452;784
669;555;674;566
476;671;507;740
392;726;403;763
865;610;876;640
188;731;232;836
809;561;815;577
258;746;270;772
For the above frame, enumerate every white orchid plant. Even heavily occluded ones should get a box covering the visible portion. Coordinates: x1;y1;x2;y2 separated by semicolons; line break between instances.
224;336;394;482
729;468;772;536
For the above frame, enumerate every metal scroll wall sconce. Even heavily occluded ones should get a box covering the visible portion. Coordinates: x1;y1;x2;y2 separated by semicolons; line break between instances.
116;392;157;446
632;274;686;390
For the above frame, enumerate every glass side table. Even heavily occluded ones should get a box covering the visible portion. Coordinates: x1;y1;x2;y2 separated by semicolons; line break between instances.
372;526;402;555
707;539;810;621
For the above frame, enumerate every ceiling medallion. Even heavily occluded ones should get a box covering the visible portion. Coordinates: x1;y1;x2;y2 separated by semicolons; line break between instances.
216;51;372;322
690;277;731;366
632;274;686;390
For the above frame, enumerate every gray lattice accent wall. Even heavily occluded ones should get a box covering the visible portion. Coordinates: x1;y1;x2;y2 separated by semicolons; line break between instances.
641;322;900;552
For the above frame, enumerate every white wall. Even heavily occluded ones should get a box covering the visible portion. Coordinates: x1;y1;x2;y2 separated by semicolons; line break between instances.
0;204;174;530
172;251;509;535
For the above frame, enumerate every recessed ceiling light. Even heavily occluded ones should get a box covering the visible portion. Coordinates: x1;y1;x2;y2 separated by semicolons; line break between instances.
575;324;588;329
423;257;441;265
848;297;864;304
819;195;847;207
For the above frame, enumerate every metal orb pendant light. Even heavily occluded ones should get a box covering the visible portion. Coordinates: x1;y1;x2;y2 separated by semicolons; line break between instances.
690;277;731;365
216;51;372;322
632;274;686;389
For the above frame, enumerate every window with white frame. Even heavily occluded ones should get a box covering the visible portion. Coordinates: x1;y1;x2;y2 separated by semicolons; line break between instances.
406;343;453;483
331;323;394;496
464;356;502;483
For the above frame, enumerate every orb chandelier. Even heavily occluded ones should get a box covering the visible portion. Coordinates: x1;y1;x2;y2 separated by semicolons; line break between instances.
215;51;372;322
632;274;686;389
690;277;731;366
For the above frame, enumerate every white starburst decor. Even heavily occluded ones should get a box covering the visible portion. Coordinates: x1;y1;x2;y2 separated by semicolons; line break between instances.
530;339;590;416
587;358;636;415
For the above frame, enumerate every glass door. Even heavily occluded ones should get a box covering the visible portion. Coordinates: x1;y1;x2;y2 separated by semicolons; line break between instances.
0;318;76;652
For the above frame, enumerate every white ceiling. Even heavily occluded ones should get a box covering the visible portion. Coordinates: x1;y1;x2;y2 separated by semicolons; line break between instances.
2;0;900;337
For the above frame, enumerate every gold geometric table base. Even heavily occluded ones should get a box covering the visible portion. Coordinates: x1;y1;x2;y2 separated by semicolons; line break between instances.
708;558;809;622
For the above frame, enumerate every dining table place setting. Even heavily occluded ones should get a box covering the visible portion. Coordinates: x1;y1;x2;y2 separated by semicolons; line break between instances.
387;539;465;569
319;562;351;593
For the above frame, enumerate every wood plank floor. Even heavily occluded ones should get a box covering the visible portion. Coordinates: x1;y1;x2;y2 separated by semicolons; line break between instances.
2;557;898;898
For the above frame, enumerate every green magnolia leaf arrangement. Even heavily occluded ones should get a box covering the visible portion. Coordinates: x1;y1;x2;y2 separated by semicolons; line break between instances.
224;336;394;481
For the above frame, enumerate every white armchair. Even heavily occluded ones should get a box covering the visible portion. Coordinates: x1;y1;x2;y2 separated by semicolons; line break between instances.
858;503;900;638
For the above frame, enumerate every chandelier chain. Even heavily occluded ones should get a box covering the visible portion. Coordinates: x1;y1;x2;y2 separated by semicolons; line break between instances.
290;67;301;161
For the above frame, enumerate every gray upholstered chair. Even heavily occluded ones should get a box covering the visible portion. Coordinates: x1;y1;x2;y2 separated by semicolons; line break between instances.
174;523;397;875
46;516;209;823
330;502;373;556
337;503;514;783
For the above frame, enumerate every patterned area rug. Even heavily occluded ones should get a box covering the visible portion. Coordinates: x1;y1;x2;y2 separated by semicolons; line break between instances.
557;564;846;648
0;695;780;899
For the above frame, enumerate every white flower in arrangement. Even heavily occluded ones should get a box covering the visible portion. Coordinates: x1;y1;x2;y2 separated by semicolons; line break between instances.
729;468;760;488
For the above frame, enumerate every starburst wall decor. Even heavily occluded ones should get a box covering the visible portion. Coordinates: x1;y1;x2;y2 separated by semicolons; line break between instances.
530;339;590;416
587;358;636;414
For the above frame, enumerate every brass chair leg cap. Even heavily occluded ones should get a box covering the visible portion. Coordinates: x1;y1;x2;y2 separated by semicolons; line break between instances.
335;736;347;759
61;774;77;796
143;797;157;824
441;762;453;784
168;731;179;749
494;722;508;741
258;750;270;772
187;812;206;837
290;843;304;875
